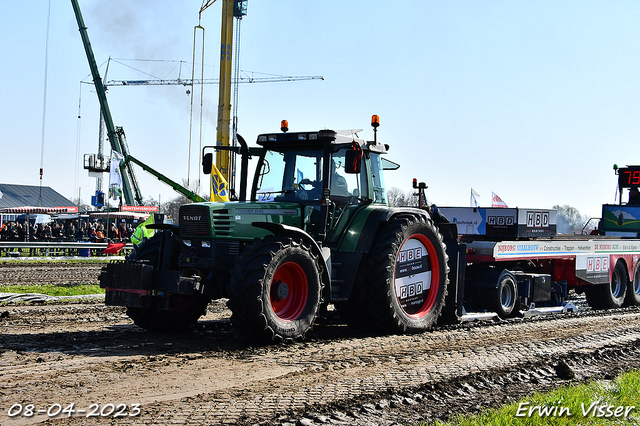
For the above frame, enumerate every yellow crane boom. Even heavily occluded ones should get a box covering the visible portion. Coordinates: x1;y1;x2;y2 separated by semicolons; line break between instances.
216;0;234;183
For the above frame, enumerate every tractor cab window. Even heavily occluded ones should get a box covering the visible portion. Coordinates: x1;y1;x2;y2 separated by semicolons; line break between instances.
255;149;323;202
330;148;366;201
369;153;388;204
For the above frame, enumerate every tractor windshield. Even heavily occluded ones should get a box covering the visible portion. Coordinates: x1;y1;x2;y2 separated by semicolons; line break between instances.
255;149;324;202
253;146;371;204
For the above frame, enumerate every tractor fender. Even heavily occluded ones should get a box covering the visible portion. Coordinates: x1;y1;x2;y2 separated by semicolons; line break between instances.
380;207;431;223
251;222;332;295
353;207;431;252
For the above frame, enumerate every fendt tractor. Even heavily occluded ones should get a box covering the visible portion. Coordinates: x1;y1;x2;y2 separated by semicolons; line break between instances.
101;117;456;342
101;117;640;343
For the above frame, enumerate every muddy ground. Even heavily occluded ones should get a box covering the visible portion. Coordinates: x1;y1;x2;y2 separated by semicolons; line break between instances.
1;261;640;425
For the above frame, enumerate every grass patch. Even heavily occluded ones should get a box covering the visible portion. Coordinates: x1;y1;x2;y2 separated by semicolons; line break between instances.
1;284;104;296
432;369;640;426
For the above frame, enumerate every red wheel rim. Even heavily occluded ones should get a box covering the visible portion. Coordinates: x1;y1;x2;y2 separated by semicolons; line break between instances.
394;234;440;319
270;261;309;321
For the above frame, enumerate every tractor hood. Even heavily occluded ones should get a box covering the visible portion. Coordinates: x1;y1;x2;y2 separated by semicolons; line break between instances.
178;201;302;240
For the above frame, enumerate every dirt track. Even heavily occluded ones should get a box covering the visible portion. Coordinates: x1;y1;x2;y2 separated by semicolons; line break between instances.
1;262;640;425
0;261;102;286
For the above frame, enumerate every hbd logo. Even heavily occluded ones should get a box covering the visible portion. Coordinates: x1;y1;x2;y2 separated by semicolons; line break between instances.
400;281;424;299
527;211;550;228
488;216;515;226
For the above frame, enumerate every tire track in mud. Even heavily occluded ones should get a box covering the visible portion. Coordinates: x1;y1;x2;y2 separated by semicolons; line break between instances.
0;262;103;286
138;316;640;425
1;299;640;425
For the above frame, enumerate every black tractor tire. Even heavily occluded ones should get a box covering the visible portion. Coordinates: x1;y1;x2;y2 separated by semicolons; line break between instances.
585;260;627;309
347;216;449;334
624;262;640;306
490;270;519;318
126;296;210;333
124;232;210;332
227;236;323;343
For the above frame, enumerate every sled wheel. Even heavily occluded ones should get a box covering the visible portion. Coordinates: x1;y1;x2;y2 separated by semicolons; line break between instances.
357;216;449;334
624;262;640;306
227;236;323;343
492;270;519;318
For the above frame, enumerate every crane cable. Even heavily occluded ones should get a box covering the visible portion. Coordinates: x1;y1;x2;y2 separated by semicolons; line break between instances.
38;0;52;206
188;25;206;193
74;82;82;202
231;15;242;195
187;0;216;194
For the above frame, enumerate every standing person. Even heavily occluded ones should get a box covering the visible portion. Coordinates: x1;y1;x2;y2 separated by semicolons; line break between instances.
109;223;118;241
52;222;63;241
96;224;105;242
36;223;46;241
29;225;38;241
65;222;75;241
118;223;127;242
9;222;19;241
89;225;97;243
43;224;52;242
131;215;155;246
75;223;85;241
16;223;26;241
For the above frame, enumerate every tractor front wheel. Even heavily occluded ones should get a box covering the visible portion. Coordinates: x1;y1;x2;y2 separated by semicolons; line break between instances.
227;236;323;343
127;296;210;332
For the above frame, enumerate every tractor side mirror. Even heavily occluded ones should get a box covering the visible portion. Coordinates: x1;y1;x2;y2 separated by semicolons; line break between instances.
344;149;361;174
202;153;213;175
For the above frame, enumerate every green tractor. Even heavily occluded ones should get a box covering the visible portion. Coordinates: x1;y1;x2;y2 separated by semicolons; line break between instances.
101;116;455;342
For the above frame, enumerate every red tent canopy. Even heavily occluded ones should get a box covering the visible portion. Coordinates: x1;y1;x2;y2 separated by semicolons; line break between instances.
0;206;76;214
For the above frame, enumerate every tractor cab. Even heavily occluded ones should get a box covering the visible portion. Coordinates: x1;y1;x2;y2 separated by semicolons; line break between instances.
248;117;398;242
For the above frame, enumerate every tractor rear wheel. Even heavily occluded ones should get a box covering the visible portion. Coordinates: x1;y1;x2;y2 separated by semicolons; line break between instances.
352;216;449;334
227;236;323;343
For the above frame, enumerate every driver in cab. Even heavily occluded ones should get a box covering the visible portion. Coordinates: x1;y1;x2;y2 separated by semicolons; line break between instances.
299;159;349;198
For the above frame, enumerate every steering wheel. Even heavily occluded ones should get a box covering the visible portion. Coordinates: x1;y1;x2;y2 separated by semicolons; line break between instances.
299;178;319;188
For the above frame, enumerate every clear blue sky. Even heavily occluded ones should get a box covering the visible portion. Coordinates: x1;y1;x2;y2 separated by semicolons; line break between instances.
2;0;640;218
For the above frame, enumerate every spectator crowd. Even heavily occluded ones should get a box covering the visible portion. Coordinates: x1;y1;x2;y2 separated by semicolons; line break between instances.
0;219;135;243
